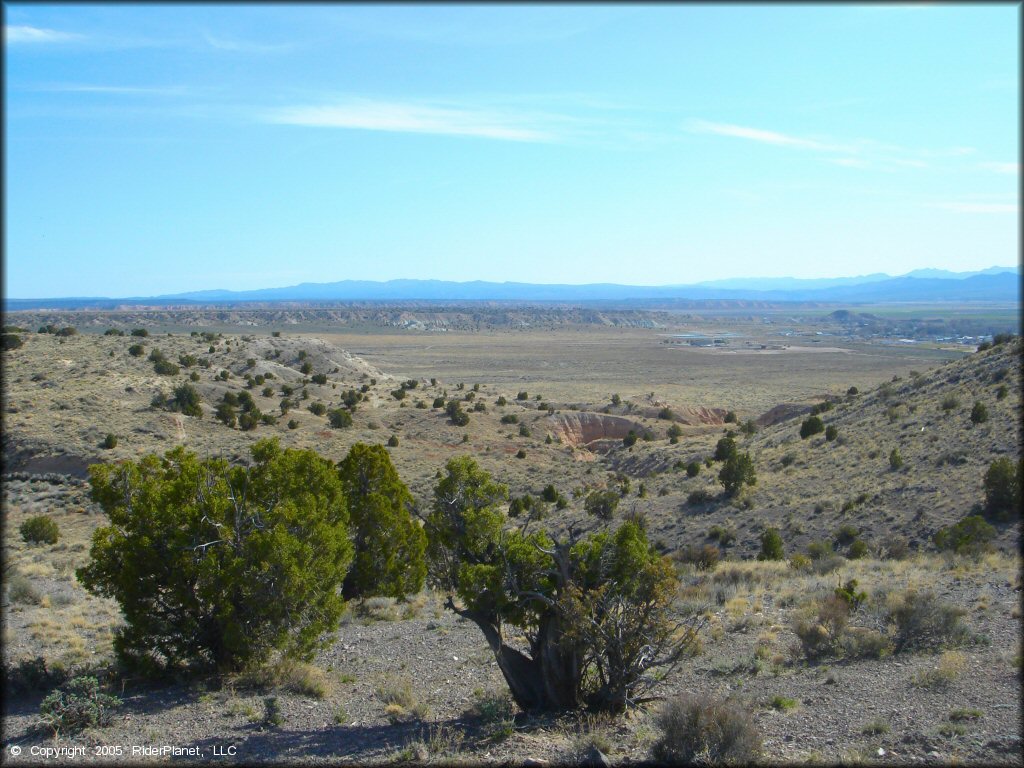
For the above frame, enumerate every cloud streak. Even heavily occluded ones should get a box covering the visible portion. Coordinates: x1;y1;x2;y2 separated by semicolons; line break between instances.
979;161;1020;175
5;25;81;44
685;119;848;153
935;202;1017;214
264;99;558;142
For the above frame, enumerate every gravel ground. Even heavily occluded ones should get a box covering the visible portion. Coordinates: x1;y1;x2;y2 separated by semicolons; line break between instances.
3;559;1020;766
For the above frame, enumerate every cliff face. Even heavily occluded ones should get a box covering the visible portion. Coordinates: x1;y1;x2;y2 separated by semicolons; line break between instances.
544;412;646;447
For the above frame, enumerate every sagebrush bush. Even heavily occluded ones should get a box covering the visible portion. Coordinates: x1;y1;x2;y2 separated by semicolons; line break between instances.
887;589;971;653
39;676;122;735
799;416;824;439
20;515;60;545
651;694;761;765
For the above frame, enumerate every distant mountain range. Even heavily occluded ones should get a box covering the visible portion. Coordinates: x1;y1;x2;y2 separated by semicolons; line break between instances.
5;267;1019;311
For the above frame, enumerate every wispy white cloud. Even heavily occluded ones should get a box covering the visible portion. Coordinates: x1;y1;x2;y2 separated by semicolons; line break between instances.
264;99;559;142
201;31;293;53
5;25;81;44
685;119;848;153
979;161;1020;175
935;202;1018;214
684;118;996;174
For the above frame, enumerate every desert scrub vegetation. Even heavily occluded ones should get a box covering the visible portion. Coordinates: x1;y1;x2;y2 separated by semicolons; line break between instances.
39;675;122;735
650;694;761;764
20;515;60;545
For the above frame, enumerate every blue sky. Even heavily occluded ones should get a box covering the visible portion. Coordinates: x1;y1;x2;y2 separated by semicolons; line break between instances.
4;4;1019;298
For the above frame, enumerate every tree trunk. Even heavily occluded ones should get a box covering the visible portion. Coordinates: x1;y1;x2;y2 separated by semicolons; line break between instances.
446;599;582;711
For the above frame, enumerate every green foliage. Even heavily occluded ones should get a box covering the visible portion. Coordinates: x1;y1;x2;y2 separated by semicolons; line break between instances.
833;524;859;546
2;333;24;351
500;414;519;424
391;388;407;400
756;527;784;561
128;343;145;357
387;435;400;447
585;489;620;520
446;400;470;426
933;515;996;555
516;391;528;400
39;676;121;735
338;443;426;600
847;539;868;559
623;430;638;447
968;400;989;424
215;402;237;428
834;579;867;612
130;328;149;337
658;407;674;420
723;410;737;424
433;396;446;409
153;359;180;376
941;394;960;412
687;488;714;506
718;451;756;498
169;383;202;417
739;419;757;436
328;408;353;429
77;440;353;673
426;458;691;713
984;457;1021;520
800;416;824;439
308;401;327;416
685;461;700;478
713;436;737;461
610;393;621;406
20;515;60;545
667;423;683;440
889;448;903;470
825;424;838;442
101;433;118;450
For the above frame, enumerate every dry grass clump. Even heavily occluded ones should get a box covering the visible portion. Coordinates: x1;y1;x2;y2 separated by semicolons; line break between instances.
911;650;967;689
235;658;333;699
887;589;972;652
651;694;761;765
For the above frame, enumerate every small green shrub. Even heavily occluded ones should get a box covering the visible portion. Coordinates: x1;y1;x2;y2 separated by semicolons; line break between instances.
825;425;838;442
686;461;701;478
101;433;118;450
757;528;784;561
500;414;518;424
983;457;1021;521
328;408;353;429
651;694;761;765
387;435;399;447
941;394;960;412
889;448;903;470
687;488;714;506
20;515;60;545
800;416;824;439
970;401;988;424
39;676;122;735
933;515;995;556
